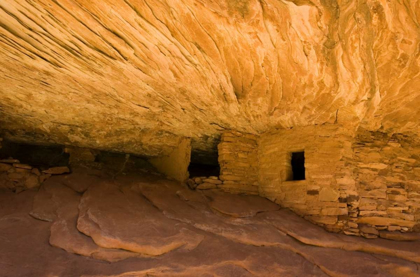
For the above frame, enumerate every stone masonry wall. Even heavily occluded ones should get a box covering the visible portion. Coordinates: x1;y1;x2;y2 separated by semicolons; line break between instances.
257;125;420;235
258;125;357;232
352;128;420;237
218;126;420;235
0;158;69;192
218;131;259;195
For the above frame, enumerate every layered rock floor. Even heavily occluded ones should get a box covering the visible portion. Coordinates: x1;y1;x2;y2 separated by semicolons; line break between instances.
0;169;420;276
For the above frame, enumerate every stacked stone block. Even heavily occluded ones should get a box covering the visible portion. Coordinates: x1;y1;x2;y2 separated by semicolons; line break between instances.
186;176;223;190
352;129;420;237
0;158;69;192
218;131;259;195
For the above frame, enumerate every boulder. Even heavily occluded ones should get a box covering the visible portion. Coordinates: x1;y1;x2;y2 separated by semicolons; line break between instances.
186;179;197;190
193;177;203;184
31;168;41;176
24;175;40;189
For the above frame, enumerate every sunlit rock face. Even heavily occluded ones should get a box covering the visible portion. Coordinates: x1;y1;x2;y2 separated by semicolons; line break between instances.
0;0;419;157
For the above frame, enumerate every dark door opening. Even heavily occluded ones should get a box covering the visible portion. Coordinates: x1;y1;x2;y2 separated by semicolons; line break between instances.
291;151;305;180
188;150;219;178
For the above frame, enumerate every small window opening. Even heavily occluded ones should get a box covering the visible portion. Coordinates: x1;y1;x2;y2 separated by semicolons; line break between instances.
290;151;305;180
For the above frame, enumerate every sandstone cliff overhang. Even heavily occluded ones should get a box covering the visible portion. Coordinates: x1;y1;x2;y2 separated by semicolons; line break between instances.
0;0;419;159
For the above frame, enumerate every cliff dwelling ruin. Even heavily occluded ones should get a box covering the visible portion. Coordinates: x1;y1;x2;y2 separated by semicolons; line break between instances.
1;0;420;276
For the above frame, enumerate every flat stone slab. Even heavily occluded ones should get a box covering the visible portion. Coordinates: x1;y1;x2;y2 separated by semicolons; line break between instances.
139;180;419;276
207;191;280;217
1;172;420;276
60;167;103;193
77;182;203;256
49;188;140;262
43;166;70;175
260;209;420;263
29;178;138;262
51;215;140;262
30;179;78;222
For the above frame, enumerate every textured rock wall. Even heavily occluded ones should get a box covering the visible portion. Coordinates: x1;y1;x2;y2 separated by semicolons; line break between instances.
0;0;419;158
149;138;191;183
352;128;420;236
218;131;259;195
64;147;97;166
258;125;356;232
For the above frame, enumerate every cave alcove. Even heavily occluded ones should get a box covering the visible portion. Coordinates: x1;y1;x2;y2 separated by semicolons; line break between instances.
0;140;69;169
94;151;155;173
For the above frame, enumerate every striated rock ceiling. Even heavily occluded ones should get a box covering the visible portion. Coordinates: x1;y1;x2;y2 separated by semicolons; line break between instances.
0;0;419;158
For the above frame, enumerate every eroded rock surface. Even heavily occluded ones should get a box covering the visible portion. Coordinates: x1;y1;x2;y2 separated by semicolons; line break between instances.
207;190;280;217
260;209;420;263
30;179;78;222
77;182;203;256
49;186;140;262
1;171;420;276
0;0;419;156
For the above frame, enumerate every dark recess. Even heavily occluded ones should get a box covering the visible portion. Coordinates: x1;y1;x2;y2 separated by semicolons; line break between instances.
291;151;305;180
188;150;220;178
0;140;69;169
94;151;154;172
188;163;220;178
